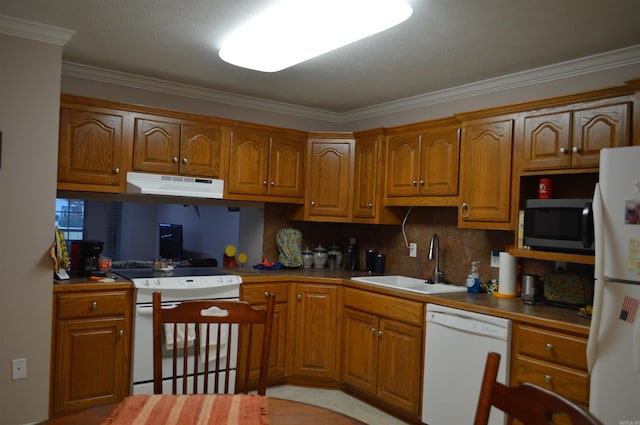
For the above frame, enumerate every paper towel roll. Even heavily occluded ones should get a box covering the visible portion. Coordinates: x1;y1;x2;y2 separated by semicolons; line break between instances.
498;252;517;295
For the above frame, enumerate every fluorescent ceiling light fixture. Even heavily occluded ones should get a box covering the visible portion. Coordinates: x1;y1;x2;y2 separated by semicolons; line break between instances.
219;0;413;72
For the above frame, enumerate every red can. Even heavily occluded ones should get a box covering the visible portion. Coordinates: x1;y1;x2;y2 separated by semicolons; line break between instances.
538;178;552;199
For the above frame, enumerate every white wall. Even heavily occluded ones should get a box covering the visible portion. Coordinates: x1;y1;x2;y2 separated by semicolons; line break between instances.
0;34;64;424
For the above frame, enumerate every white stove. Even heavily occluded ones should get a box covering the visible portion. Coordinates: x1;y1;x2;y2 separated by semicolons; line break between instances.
113;267;243;394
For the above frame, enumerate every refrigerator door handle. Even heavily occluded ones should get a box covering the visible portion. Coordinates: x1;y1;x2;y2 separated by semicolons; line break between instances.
587;183;605;373
582;201;594;249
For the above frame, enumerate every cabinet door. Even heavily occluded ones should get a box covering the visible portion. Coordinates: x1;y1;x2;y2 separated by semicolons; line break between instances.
228;130;270;195
180;123;223;177
353;135;379;218
133;117;181;174
572;102;630;168
342;308;378;394
290;284;338;379
53;317;128;415
386;132;421;196
377;318;422;415
58;108;127;188
305;139;353;220
420;127;460;196
459;118;513;228
238;302;287;390
268;135;305;198
522;110;572;171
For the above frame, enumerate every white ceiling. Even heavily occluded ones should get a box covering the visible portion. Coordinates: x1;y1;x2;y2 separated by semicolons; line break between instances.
1;0;640;114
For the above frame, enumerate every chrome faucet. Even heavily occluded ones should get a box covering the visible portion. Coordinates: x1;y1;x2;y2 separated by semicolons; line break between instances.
428;233;445;284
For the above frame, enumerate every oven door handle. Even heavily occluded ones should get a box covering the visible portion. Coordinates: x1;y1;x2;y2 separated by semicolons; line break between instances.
137;303;180;315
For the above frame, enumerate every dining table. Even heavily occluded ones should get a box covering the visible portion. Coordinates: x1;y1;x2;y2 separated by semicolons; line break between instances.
38;395;367;425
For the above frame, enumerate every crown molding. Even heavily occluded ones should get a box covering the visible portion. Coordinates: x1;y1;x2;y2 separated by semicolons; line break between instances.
0;14;75;46
62;44;640;124
343;44;640;122
61;62;343;123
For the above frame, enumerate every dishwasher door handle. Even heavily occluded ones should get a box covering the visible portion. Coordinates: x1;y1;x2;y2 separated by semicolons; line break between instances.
427;311;510;341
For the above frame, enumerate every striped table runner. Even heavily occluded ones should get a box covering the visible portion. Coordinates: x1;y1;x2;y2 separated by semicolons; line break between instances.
102;394;269;425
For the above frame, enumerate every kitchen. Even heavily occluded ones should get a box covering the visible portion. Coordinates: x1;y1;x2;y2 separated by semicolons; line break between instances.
2;3;640;425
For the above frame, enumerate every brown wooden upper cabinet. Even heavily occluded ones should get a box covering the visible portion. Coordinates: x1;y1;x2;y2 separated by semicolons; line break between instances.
458;117;514;230
228;128;305;202
522;101;630;172
58;104;130;192
385;123;460;206
301;135;354;222
133;114;224;178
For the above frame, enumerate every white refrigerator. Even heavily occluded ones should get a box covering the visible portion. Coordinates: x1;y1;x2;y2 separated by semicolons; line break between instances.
589;146;640;424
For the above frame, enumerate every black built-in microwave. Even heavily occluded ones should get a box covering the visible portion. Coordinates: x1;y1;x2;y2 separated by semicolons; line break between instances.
523;198;594;254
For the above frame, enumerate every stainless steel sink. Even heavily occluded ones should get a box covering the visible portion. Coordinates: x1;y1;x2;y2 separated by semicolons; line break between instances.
351;275;466;295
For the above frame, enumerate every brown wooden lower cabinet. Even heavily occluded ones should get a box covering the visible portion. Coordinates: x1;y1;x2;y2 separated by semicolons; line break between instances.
287;283;340;382
510;322;590;425
342;288;423;420
51;287;132;417
238;283;289;390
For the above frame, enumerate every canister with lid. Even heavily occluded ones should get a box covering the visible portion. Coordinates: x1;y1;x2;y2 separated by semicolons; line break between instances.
313;245;328;268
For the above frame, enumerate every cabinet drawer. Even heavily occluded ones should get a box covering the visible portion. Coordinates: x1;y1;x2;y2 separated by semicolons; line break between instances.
344;287;423;326
241;283;288;304
515;355;590;404
56;291;131;319
517;325;587;369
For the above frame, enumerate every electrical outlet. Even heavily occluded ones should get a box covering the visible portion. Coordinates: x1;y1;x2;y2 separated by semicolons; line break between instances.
490;251;500;268
12;358;26;380
555;261;567;271
409;242;417;257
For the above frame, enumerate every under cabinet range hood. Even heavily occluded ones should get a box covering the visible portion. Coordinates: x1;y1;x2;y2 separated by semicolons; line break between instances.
126;172;224;199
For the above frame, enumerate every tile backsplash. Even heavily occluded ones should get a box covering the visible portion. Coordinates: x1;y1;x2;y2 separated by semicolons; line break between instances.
262;204;558;286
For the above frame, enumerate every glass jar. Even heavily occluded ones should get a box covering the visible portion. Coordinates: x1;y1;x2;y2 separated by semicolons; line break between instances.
302;248;314;268
313;245;327;268
327;246;343;267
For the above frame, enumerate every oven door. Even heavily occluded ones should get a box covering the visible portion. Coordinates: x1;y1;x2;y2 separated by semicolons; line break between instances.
132;300;239;394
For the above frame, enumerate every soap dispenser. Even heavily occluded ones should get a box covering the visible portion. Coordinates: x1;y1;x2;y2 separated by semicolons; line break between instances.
465;260;480;293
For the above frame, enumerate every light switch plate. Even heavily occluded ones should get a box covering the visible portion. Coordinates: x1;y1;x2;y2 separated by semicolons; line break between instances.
409;243;417;257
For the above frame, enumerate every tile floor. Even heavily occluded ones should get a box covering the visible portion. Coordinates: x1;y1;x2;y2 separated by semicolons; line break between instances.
265;385;411;425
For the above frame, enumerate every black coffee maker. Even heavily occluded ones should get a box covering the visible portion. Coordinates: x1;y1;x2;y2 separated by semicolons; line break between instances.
77;240;104;276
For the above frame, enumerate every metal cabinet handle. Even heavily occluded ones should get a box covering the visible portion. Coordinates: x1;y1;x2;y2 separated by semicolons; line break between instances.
559;147;568;154
370;327;376;334
172;157;178;163
91;301;97;309
367;203;373;208
572;146;580;154
262;180;268;186
544;374;552;383
182;158;188;164
297;294;302;301
264;291;270;298
460;202;471;218
270;181;276;187
419;180;425;186
411;180;418;186
310;201;316;207
119;329;124;337
546;343;553;351
378;330;383;337
114;168;120;174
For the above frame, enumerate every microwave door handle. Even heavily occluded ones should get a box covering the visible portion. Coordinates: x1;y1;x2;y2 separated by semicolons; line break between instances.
582;202;593;248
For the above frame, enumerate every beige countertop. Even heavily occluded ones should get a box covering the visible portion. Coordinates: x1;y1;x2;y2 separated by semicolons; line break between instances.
54;267;591;335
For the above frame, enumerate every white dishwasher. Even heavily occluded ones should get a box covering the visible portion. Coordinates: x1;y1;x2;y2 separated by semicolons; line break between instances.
422;304;511;425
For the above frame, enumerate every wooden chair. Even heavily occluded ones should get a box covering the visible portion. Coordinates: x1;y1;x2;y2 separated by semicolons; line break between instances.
474;352;602;425
152;291;275;395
